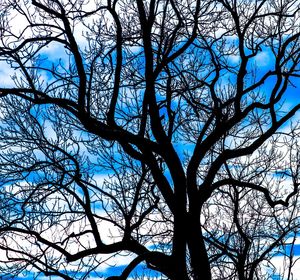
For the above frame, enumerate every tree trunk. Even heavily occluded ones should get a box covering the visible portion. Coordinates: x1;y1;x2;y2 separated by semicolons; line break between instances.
187;212;212;280
172;203;189;280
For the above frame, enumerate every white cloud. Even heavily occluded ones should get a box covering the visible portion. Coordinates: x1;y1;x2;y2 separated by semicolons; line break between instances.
0;61;19;87
270;255;300;280
228;54;240;64
254;51;271;67
285;237;300;245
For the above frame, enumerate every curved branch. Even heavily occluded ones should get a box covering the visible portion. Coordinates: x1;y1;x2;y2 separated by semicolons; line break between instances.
212;178;299;208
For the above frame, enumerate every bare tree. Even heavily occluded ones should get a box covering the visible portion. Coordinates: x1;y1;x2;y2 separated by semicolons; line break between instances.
0;0;300;279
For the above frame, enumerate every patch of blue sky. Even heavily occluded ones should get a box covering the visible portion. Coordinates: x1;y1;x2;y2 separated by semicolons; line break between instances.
10;263;165;280
0;275;30;280
287;244;300;256
38;42;71;79
33;53;80;104
250;48;300;104
100;263;164;279
275;243;300;257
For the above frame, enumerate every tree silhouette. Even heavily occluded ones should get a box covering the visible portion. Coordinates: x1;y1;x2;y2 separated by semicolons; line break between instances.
0;0;300;279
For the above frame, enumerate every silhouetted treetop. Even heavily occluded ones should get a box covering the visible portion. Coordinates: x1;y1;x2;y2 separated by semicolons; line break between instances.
0;0;300;279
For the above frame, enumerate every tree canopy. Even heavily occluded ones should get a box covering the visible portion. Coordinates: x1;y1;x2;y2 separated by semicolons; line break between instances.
0;0;300;279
